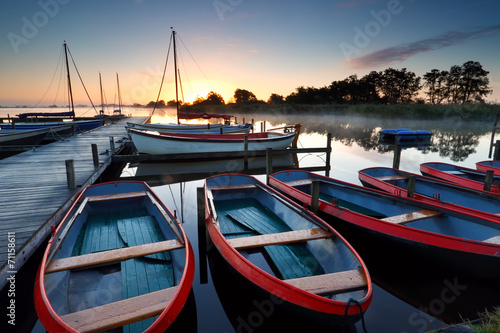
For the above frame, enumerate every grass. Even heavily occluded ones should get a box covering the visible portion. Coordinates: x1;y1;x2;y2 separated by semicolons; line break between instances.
467;307;500;333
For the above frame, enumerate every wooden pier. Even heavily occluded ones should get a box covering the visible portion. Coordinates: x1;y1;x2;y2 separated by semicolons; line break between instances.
0;116;146;289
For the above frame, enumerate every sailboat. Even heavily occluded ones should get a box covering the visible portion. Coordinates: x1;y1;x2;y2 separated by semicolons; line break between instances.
127;30;251;133
111;73;125;118
0;42;104;133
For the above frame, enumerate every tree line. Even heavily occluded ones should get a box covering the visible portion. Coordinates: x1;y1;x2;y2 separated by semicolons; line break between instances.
148;60;492;108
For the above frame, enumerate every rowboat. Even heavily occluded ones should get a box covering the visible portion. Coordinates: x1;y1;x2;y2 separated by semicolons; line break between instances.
358;166;500;220
0;119;104;133
420;162;500;193
34;181;195;333
476;160;500;176
126;121;252;134
127;127;298;155
269;170;500;278
204;174;372;326
0;127;51;146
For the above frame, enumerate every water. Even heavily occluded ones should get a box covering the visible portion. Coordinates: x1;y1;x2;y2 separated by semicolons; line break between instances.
2;109;498;333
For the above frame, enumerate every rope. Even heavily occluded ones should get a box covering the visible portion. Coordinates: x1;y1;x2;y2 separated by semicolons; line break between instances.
152;32;173;116
66;47;98;114
30;45;65;110
344;298;368;333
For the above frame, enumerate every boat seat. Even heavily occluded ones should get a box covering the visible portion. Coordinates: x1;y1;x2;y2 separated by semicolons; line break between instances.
86;190;148;202
45;239;184;273
318;192;387;219
375;175;408;182
60;286;178;333
209;184;258;191
483;235;500;245
227;228;334;249
444;170;466;175
381;209;443;224
285;269;367;296
282;178;317;187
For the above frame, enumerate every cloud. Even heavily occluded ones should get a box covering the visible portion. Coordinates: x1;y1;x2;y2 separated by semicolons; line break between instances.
346;24;500;69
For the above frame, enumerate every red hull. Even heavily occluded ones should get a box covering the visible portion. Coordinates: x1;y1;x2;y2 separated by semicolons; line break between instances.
476;160;500;176
34;181;195;333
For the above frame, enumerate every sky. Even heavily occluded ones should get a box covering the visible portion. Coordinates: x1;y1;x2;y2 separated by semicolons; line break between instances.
0;0;499;107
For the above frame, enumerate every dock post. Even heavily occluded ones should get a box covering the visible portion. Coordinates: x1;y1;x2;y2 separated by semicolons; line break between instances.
252;119;254;133
65;159;76;189
393;144;402;169
311;180;320;214
266;148;273;185
494;140;500;160
109;136;115;154
197;187;208;284
91;144;99;166
244;135;249;170
484;170;494;191
407;176;416;198
325;133;332;177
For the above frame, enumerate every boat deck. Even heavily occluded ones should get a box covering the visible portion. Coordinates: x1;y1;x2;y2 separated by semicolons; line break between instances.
0;116;147;289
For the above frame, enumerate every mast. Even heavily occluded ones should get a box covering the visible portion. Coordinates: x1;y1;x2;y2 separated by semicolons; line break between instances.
63;41;75;119
99;72;104;115
116;73;122;113
172;30;180;124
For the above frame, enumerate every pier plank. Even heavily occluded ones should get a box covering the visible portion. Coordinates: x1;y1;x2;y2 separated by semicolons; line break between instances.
0;117;147;289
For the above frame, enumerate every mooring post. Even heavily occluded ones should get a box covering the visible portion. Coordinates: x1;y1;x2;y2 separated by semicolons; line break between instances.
484;170;494;191
266;148;273;185
109;136;115;154
65;159;76;189
244;135;249;170
407;176;416;198
393;144;402;169
325;133;332;177
197;187;208;284
311;180;320;214
235;116;238;124
252;119;254;133
91;144;99;166
494;140;500;160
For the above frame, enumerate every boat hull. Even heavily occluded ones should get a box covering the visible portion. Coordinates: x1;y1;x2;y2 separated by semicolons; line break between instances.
204;174;372;326
127;122;251;133
128;128;297;155
0;127;50;145
358;166;500;220
34;181;194;333
476;160;500;176
0;119;103;133
420;162;500;193
269;170;500;279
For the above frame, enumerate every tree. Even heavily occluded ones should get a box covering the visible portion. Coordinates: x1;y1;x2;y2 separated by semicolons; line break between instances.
459;61;491;103
234;89;257;103
192;91;225;106
378;68;421;104
268;93;284;104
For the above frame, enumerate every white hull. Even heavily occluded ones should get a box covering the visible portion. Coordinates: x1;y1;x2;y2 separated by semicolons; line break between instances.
128;128;296;155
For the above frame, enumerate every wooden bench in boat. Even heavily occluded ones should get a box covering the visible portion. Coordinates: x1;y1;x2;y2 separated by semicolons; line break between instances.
285;268;367;295
86;190;148;202
483;235;500;245
227;228;334;250
45;239;184;273
381;209;443;224
209;184;258;191
375;175;408;182
60;286;178;333
282;178;317;187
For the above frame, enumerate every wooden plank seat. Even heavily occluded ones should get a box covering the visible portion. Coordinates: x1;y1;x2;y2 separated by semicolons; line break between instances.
45;239;184;273
86;190;148;202
375;175;409;182
60;286;179;333
483;235;500;245
209;184;258;191
285;269;367;295
282;178;317;187
227;228;334;250
381;209;443;224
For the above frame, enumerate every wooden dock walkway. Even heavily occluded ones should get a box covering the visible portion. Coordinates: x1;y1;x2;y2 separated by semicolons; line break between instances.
0;116;147;289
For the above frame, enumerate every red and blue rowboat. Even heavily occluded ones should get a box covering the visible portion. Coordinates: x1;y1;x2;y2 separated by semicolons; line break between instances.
34;181;194;333
476;160;500;176
204;174;372;327
358;166;500;221
269;170;500;279
420;162;500;193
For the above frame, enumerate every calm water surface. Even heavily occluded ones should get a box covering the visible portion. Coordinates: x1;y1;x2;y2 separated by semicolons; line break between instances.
5;109;498;333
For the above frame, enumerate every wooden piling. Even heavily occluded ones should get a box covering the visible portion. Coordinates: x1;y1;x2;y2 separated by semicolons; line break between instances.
407;176;416;198
91;144;99;166
484;170;494;191
65;159;76;189
109;136;115;153
244;135;249;170
494;140;500;160
393;145;402;169
197;187;208;284
311;180;320;214
266;148;273;185
325;133;332;177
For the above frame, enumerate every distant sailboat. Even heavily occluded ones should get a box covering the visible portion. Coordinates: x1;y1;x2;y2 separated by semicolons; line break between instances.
111;73;125;118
